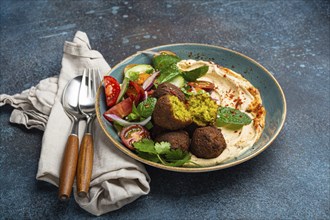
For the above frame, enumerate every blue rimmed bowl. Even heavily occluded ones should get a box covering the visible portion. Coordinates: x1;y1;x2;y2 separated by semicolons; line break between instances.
96;43;286;172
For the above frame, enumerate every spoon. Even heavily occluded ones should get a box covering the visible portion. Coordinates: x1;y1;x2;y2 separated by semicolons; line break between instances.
58;75;84;201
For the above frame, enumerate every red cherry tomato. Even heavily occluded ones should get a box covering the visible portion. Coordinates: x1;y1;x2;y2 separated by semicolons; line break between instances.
104;76;120;107
187;81;215;91
125;81;145;105
103;97;133;121
120;125;150;150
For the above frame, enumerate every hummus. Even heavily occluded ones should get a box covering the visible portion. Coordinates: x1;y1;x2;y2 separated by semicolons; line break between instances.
177;60;266;167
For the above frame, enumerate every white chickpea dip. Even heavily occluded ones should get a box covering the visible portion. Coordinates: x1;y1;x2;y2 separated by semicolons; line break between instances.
177;60;266;167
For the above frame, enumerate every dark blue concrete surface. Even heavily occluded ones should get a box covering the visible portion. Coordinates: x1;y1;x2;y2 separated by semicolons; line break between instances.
0;0;329;219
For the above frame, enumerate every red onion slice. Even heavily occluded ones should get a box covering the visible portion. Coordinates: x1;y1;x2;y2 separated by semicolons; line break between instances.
210;90;220;104
142;71;160;90
104;113;151;127
144;91;148;100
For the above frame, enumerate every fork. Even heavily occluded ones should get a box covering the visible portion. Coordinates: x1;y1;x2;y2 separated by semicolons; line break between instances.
76;68;101;197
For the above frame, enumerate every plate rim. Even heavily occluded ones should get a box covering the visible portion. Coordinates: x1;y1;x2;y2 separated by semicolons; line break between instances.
96;43;287;173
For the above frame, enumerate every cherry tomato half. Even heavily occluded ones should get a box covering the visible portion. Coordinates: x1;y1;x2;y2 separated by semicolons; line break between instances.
187;81;215;91
120;125;150;150
104;76;120;107
125;81;145;105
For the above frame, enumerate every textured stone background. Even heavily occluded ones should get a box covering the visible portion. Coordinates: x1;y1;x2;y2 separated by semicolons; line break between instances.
0;0;329;219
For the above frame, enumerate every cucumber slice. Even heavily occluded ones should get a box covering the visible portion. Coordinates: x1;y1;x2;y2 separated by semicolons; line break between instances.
168;75;185;88
116;77;129;103
125;64;155;80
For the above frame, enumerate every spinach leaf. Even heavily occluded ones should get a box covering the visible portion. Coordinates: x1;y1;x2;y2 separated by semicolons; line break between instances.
156;63;181;84
137;97;157;118
152;54;181;71
182;65;209;82
127;97;157;121
216;107;252;129
152;53;182;84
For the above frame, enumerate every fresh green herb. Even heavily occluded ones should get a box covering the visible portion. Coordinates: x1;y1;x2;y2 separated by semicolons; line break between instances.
181;85;194;97
152;54;181;71
127;112;139;121
125;64;155;81
137;97;157;118
133;138;157;154
154;142;171;154
152;54;182;84
216;107;252;129
136;151;159;163
133;139;191;167
127;102;140;121
145;121;153;130
181;85;206;97
113;121;123;133
164;147;189;160
157;64;181;84
126;71;139;81
182;65;209;82
127;97;157;122
160;153;191;167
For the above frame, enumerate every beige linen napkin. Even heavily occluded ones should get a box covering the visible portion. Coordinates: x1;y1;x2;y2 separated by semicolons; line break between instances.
0;77;59;130
0;31;150;216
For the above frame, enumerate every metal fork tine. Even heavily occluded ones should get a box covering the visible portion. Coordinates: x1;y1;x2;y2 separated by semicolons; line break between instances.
95;69;100;89
77;68;98;197
97;69;102;83
88;69;92;97
92;69;98;96
82;69;87;95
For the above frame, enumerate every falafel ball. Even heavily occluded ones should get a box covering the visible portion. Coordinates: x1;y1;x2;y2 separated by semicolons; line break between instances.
153;82;185;102
153;95;192;130
191;126;227;159
155;130;190;152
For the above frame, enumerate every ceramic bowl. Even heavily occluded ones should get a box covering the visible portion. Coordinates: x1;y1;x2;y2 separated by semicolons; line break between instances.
95;43;286;172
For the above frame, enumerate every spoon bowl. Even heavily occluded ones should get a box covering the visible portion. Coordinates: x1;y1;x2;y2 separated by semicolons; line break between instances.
58;75;84;201
63;76;83;121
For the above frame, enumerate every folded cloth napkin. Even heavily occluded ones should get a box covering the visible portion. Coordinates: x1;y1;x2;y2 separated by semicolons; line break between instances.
0;77;59;130
0;31;150;216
